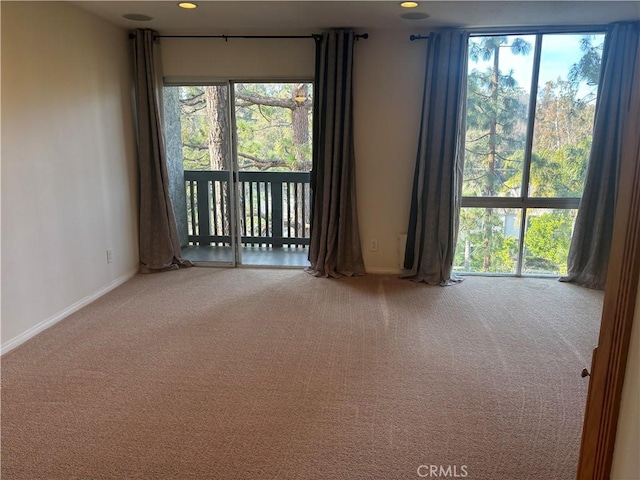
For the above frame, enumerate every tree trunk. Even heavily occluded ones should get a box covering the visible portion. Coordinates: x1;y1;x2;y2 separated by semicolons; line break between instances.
483;45;500;272
204;85;231;242
291;83;311;172
554;97;561;150
204;86;230;171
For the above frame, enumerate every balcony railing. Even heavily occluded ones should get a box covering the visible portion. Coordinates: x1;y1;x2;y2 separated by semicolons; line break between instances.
184;170;311;248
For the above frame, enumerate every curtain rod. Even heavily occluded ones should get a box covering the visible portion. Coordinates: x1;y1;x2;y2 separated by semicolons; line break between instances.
128;33;369;41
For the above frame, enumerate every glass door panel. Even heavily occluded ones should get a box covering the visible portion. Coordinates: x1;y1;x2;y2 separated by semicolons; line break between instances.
233;82;312;267
164;84;236;265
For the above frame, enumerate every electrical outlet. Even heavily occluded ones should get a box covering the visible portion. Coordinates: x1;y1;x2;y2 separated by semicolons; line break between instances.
370;239;379;252
106;249;113;264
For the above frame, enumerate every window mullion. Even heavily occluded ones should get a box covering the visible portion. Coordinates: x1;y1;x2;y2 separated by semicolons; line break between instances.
520;34;543;203
516;208;528;276
516;34;543;275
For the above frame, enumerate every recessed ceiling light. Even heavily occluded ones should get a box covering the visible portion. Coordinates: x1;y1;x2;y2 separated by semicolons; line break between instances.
401;12;430;20
123;13;153;21
178;2;198;9
400;1;419;7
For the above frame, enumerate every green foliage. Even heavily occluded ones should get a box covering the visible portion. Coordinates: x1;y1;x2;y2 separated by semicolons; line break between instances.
529;138;593;197
454;208;519;273
235;83;312;171
529;77;597;198
524;211;576;274
179;86;210;171
175;83;313;172
569;35;604;87
469;36;532;63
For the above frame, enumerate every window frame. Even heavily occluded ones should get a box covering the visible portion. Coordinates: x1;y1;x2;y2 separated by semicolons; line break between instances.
162;79;315;266
459;26;607;276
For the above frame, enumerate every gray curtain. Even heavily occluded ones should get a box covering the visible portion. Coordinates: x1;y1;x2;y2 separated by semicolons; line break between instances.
403;30;469;285
132;29;192;273
561;22;640;290
306;31;365;278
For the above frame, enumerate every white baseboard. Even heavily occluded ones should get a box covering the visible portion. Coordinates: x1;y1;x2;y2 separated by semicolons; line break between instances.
1;268;138;355
365;267;403;275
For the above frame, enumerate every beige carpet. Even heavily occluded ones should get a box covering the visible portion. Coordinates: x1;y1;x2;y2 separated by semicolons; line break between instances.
1;268;603;479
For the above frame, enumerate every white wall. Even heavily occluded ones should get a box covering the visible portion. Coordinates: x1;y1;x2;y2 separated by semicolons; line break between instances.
1;1;139;350
611;278;640;479
354;31;427;273
162;36;315;81
161;30;427;273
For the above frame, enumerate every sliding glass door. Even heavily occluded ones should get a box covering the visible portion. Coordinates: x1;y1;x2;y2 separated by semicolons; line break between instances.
164;81;312;267
456;31;605;275
233;83;312;267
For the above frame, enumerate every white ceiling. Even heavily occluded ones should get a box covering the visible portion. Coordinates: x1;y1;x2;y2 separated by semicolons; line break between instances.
73;1;640;34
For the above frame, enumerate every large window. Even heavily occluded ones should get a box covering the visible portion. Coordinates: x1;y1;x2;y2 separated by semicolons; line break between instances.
455;32;605;275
